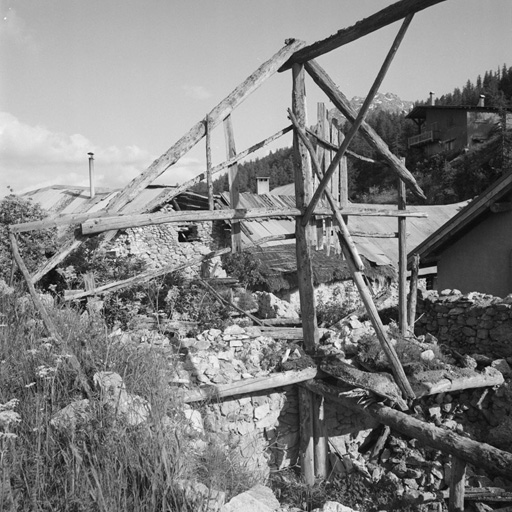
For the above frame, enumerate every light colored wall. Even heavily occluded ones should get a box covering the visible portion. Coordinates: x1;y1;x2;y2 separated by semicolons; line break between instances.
437;197;512;297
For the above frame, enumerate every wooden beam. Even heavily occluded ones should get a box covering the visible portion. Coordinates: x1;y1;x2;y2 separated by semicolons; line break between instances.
180;367;319;403
205;116;214;210
224;115;242;252
305;379;512;479
81;206;349;235
299;387;316;486
398;175;407;335
63;247;231;300
106;39;306;215
141;125;294;214
288;108;414;400
305;59;425;199
292;63;319;351
306;127;378;164
9;232;92;398
407;252;420;333
279;0;447;70
449;457;466;512
28;40;305;283
303;14;414;226
288;108;364;271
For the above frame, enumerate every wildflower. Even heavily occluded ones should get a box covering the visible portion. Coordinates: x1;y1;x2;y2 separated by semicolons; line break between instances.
0;279;14;296
0;399;21;428
36;365;57;379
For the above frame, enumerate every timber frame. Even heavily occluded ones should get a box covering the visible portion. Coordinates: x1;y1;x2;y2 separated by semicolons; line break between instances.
9;0;512;506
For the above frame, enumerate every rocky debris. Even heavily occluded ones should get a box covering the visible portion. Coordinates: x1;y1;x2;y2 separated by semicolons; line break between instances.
222;484;280;512
50;398;92;433
255;292;299;320
311;502;358;512
174;479;226;512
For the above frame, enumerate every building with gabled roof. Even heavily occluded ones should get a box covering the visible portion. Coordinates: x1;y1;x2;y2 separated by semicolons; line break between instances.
408;170;512;297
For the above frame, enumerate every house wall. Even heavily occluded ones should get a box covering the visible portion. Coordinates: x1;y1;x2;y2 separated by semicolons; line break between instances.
436;198;512;297
109;220;226;278
425;108;467;156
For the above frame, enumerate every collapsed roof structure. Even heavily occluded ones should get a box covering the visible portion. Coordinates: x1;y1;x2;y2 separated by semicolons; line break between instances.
9;0;512;498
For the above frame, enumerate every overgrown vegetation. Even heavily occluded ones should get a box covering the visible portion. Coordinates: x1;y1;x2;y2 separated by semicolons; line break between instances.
0;280;256;511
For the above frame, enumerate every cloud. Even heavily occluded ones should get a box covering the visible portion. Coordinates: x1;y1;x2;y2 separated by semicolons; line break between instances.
0;112;203;196
181;84;212;101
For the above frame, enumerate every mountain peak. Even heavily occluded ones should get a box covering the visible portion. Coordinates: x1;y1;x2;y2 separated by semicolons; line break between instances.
349;92;414;114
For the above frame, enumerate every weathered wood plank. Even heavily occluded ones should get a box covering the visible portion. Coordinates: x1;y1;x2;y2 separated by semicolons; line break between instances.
407;252;420;332
303;15;415;225
279;0;446;70
398;175;408;335
448;456;466;512
289;107;415;400
299;386;316;486
305;379;512;479
305;59;425;199
292;63;319;351
180;367;319;403
224;115;242;252
205;116;214;210
63;247;231;300
107;39;306;214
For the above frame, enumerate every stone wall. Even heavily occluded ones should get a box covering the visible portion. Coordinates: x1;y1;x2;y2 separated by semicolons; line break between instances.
415;289;512;359
167;325;376;478
109;219;226;278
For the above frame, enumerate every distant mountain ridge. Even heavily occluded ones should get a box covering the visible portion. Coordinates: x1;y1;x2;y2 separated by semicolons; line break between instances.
349;92;414;114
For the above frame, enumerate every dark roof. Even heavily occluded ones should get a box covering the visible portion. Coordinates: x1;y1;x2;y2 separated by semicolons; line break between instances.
247;244;396;292
408;170;512;268
406;104;510;121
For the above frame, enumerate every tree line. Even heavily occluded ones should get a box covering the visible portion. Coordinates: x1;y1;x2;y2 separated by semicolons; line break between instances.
192;65;512;205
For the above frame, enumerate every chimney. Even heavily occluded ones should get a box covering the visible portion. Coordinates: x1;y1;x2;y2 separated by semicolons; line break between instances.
429;91;435;105
478;94;485;107
88;152;95;199
256;177;270;195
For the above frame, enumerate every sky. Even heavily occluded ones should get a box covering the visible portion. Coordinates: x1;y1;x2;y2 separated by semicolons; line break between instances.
1;0;511;197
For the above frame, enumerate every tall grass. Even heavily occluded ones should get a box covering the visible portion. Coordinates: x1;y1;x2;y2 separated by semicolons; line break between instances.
0;281;257;511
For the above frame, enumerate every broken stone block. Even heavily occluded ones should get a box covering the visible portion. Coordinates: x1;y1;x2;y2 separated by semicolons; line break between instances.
491;358;511;376
221;484;280;512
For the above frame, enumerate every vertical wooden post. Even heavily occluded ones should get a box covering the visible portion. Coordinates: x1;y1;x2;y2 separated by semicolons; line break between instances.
398;163;407;335
313;394;329;479
449;456;466;512
292;63;319;351
298;387;315;486
223;115;242;252
407;253;420;334
205;116;214;211
316;103;327;252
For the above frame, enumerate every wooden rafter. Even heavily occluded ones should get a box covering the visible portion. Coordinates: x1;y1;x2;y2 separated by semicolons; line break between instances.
278;0;447;71
303;14;415;226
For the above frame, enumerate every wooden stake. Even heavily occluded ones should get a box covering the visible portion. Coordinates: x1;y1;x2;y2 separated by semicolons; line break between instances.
299;387;316;486
205;116;214;211
313;394;329;479
292;63;319;351
398;174;407;335
224;114;242;252
449;457;466;512
407;253;420;333
303;14;414;225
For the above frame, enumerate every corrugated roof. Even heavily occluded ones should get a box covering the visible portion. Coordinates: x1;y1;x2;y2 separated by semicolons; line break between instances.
218;190;466;268
21;184;207;217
